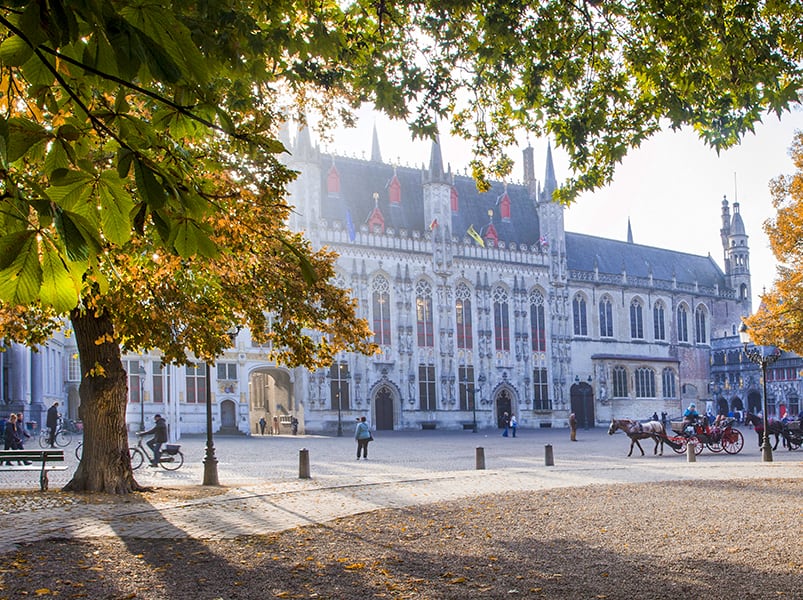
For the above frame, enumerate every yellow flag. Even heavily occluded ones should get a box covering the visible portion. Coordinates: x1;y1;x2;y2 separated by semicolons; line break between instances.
467;224;485;247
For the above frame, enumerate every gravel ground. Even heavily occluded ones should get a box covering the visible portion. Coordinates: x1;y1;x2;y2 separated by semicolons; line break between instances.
0;477;800;600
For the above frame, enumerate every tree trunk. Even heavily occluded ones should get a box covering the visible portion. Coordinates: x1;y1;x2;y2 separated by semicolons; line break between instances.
63;308;146;493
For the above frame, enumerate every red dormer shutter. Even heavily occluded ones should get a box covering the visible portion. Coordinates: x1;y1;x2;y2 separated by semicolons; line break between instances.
327;164;340;194
498;191;511;221
450;186;459;212
388;174;401;205
485;223;498;246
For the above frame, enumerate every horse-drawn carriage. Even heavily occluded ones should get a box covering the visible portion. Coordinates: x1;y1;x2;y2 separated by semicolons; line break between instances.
668;417;744;455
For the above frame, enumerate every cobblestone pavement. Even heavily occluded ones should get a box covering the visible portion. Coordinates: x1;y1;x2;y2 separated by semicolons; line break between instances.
1;427;800;554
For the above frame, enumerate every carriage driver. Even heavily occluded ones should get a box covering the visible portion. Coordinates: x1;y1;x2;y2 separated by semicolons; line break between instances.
682;403;700;435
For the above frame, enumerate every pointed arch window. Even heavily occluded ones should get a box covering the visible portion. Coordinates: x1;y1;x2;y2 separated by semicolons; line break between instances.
573;295;588;336
599;296;613;338
677;304;689;343
662;368;677;399
635;367;656;398
455;284;473;350
612;366;628;398
694;305;707;344
416;280;434;348
419;364;436;410
533;367;549;410
530;290;546;352
493;286;510;351
372;276;392;346
630;299;644;339
653;301;666;341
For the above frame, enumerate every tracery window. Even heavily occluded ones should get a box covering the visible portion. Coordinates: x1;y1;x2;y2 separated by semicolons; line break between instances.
653;301;666;341
612;365;628;398
573;294;588;336
630;298;644;339
530;290;546;352
694;305;707;344
677;304;689;343
493;286;510;351
599;296;613;338
635;367;656;398
662;368;677;398
416;280;434;348
455;284;473;350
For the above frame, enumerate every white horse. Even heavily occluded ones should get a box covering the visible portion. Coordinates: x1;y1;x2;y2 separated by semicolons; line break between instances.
607;419;667;457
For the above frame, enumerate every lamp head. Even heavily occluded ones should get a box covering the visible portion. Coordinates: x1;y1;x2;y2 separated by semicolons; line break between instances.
738;322;751;346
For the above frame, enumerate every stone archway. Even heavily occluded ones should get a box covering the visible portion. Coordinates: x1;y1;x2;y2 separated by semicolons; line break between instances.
495;389;513;428
248;368;295;434
570;382;594;429
219;399;237;434
374;385;395;430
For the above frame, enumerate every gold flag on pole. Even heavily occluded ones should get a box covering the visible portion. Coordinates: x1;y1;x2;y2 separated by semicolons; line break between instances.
467;224;485;247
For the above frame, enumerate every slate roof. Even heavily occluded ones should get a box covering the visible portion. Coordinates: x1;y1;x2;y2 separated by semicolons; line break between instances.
320;155;541;245
565;232;727;287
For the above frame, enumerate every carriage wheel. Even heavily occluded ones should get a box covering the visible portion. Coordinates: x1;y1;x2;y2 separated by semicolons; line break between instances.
706;440;724;453
722;429;744;454
689;436;704;455
671;437;688;454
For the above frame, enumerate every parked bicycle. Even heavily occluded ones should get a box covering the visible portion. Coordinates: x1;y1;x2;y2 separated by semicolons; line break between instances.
38;418;73;448
130;434;184;470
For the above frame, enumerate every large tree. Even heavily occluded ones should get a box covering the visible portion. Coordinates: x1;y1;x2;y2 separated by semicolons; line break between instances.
744;131;803;351
2;1;803;492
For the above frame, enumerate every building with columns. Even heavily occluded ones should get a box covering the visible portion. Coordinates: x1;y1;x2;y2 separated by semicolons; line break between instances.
3;128;765;437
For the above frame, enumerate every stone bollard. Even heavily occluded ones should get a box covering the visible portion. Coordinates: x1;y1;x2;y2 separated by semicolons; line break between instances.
299;448;311;479
545;444;554;466
475;447;486;470
686;440;696;463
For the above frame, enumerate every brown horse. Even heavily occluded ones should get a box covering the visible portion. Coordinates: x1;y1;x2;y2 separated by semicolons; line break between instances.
743;411;789;450
607;419;667;457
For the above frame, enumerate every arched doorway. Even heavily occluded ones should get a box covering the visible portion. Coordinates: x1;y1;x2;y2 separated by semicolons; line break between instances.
248;368;294;434
716;397;729;415
220;399;237;434
495;389;512;428
570;382;594;429
747;391;762;414
374;385;395;430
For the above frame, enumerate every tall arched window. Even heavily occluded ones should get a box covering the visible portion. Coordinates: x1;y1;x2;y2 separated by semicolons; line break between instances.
662;368;677;398
493;286;510;351
455;283;473;350
599;296;613;338
372;275;392;346
630;298;644;339
530;290;546;352
635;367;656;398
694;305;707;344
612;366;628;397
677;304;689;343
573;294;588;336
416;280;434;347
653;301;666;341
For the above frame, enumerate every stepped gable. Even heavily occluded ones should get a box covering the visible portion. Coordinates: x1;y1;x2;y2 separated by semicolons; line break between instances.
565;232;727;288
320;154;540;245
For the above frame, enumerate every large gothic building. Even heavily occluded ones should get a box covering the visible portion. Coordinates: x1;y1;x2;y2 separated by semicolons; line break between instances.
1;128;761;437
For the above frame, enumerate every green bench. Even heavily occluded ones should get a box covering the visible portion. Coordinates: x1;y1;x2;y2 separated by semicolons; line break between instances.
0;449;67;491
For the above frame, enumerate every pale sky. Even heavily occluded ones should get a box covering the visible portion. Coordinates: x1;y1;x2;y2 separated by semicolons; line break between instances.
323;106;803;310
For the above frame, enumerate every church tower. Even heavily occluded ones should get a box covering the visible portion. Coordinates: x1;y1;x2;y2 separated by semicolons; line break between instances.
721;195;752;311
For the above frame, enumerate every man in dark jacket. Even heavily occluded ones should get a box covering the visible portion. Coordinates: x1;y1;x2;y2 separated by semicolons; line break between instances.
46;402;59;448
139;414;168;466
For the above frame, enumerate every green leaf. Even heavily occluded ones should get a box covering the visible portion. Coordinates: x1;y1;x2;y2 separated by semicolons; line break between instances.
134;160;167;209
45;139;71;176
54;210;89;262
98;171;134;245
0;231;42;305
39;246;80;313
6;118;49;162
0;35;33;67
117;147;134;178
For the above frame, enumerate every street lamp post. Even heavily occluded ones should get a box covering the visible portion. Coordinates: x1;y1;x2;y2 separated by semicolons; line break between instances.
336;390;343;437
739;324;780;462
203;360;219;485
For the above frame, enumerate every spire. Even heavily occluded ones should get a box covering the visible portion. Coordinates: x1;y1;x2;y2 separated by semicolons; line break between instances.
522;142;535;184
371;123;382;163
627;218;633;243
541;141;558;203
426;135;446;182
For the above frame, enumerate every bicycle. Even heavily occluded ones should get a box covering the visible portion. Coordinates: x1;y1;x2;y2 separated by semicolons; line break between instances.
129;434;184;471
38;421;72;448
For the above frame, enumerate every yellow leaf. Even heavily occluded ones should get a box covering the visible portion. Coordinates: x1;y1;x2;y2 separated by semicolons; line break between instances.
34;589;52;596
344;562;365;570
449;577;466;584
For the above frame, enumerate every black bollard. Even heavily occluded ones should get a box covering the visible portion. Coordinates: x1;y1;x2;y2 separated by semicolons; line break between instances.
299;448;311;479
545;443;554;466
475;447;486;470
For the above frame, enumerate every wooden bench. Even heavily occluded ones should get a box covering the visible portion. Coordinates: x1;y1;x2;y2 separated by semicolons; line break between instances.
0;450;67;491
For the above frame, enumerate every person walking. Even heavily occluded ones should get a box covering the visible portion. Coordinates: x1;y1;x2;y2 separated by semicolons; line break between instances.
46;401;59;448
138;414;168;467
272;415;280;435
501;412;510;437
355;416;371;460
510;414;518;437
15;413;30;449
258;416;267;435
569;412;577;441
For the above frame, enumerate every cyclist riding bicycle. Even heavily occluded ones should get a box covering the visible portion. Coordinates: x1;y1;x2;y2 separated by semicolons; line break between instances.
138;414;168;467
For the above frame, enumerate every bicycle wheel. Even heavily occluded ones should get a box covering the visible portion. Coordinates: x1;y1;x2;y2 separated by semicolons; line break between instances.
38;430;49;448
129;448;145;470
160;451;184;471
55;429;72;447
75;442;83;461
